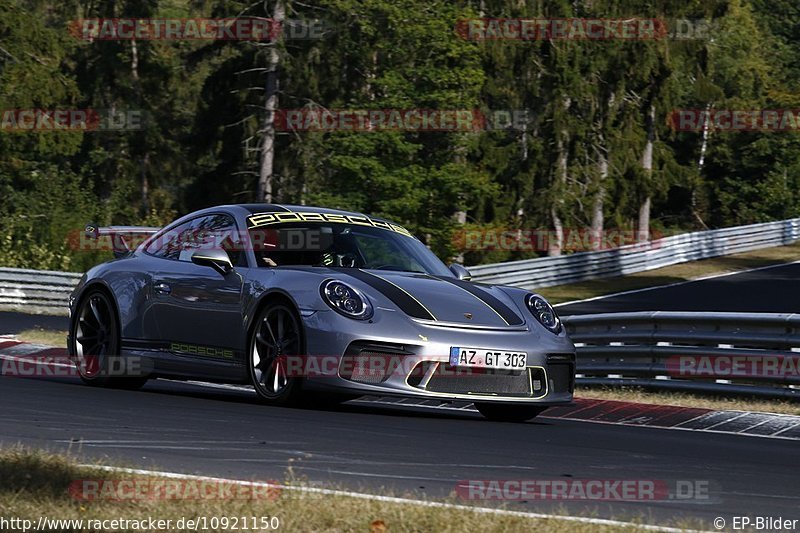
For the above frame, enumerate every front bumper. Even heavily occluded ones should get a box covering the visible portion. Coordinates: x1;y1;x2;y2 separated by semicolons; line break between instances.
300;308;575;405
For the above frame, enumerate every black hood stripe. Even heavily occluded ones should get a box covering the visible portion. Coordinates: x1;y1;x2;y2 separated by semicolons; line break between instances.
434;276;525;326
341;269;436;321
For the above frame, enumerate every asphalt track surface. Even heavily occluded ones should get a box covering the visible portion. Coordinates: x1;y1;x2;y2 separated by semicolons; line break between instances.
1;263;800;527
0;311;66;333
557;261;800;316
2;374;799;527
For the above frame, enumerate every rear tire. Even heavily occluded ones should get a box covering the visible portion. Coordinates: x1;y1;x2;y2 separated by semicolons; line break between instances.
475;403;546;422
69;289;148;390
249;302;305;406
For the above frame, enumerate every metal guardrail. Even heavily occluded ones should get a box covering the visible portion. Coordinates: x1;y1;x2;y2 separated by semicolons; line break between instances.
469;218;800;288
0;267;81;316
563;312;800;399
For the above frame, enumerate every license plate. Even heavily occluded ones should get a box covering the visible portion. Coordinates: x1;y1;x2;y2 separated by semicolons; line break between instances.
449;347;527;370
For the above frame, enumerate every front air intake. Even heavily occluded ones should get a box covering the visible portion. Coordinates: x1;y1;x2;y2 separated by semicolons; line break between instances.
339;342;412;385
340;352;396;384
547;353;575;393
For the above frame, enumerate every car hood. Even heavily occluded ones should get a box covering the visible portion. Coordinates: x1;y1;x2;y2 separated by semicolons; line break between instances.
338;269;527;328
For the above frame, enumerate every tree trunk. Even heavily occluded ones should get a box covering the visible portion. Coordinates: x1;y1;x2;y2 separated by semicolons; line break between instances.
515;128;528;244
256;0;285;203
692;103;713;229
637;197;651;243
141;153;150;215
549;143;567;256
638;104;655;243
453;206;467;263
697;103;711;172
130;38;149;215
591;144;607;250
549;207;564;256
549;97;570;256
591;92;614;250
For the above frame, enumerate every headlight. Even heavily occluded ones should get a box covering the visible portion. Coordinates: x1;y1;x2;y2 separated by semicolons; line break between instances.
525;294;561;334
320;280;373;320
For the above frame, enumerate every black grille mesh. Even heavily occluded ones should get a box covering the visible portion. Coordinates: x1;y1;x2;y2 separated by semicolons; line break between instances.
340;352;397;384
424;366;544;397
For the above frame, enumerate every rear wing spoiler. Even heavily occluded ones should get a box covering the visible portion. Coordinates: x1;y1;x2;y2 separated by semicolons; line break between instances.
84;223;161;258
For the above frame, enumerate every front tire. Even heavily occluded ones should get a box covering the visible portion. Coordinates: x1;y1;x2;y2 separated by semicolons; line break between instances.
249;302;305;405
69;289;148;390
475;403;546;422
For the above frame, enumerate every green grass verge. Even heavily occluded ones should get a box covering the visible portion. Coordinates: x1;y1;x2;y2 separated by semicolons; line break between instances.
576;386;799;416
540;241;800;305
14;328;67;347
0;448;699;532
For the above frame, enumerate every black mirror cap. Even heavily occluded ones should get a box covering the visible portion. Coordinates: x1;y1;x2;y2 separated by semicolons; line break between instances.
448;263;472;281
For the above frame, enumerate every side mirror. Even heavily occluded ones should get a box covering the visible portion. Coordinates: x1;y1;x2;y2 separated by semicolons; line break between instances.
191;249;233;275
449;263;472;281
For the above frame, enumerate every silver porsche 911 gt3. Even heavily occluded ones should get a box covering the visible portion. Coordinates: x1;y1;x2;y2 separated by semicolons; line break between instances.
68;204;575;421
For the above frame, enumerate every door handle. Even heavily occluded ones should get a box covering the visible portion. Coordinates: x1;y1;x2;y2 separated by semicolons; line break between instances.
154;282;171;295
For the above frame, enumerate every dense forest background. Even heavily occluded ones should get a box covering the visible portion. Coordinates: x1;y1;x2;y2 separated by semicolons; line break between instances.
1;0;799;272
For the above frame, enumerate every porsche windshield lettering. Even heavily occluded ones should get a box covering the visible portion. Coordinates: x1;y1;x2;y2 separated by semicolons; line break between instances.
247;211;413;237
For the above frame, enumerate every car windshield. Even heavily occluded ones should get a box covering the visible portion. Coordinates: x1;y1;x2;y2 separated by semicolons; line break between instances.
248;223;453;276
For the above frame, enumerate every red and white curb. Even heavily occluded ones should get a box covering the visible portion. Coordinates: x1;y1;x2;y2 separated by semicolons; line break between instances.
353;395;800;441
0;338;75;374
2;339;799;441
542;399;800;440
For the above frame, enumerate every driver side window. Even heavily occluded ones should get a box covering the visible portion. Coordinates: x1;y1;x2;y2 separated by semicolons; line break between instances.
146;220;193;260
146;214;242;265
